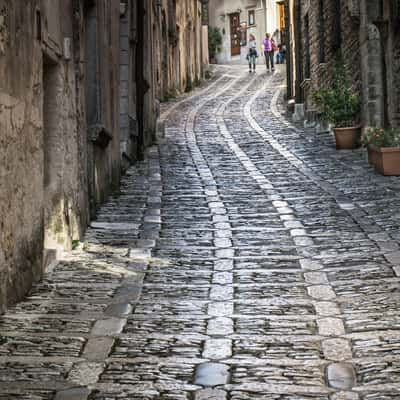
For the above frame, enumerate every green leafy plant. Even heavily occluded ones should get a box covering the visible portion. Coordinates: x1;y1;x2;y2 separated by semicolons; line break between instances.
313;57;360;128
208;26;222;61
362;127;400;148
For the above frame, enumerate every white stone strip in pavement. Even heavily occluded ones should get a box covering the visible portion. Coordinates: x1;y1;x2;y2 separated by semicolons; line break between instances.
52;148;163;399
215;74;275;191
238;76;358;395
181;74;246;396
193;71;358;395
160;74;228;121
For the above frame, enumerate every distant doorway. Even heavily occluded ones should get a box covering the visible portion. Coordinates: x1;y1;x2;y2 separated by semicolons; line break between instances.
277;1;286;45
42;54;64;264
230;13;241;56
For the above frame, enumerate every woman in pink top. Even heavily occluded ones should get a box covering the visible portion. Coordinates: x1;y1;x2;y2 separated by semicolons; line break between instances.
263;33;275;72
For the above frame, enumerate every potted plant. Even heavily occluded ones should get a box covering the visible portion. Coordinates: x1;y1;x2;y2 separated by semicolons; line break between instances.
208;27;222;64
313;59;361;150
362;127;400;175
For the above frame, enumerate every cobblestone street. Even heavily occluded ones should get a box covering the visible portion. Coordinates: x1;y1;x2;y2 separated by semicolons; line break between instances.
1;66;400;399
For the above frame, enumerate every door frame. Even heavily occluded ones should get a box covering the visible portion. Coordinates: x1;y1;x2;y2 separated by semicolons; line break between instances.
229;12;241;57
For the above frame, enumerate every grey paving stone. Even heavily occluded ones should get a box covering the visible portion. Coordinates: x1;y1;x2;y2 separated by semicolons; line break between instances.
104;303;133;317
304;272;329;285
91;318;126;336
326;363;357;390
208;302;234;317
212;272;233;285
214;259;234;271
54;388;91;400
68;362;104;385
317;318;346;336
194;388;227;400
207;317;234;336
330;393;359;400
300;259;323;270
203;339;232;359
209;285;234;301
2;68;400;399
313;301;341;316
384;251;400;264
322;338;353;361
194;363;230;387
82;337;114;361
308;285;336;300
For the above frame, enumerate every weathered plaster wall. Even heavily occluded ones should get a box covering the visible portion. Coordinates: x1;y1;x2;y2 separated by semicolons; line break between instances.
0;0;88;310
85;0;121;212
161;0;204;96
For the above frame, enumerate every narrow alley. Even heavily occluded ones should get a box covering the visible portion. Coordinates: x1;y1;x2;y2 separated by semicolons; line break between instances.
0;67;399;399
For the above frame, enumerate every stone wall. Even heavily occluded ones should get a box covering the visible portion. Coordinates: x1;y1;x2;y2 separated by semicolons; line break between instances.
359;0;400;128
297;0;361;117
84;0;121;213
287;0;400;130
0;0;123;311
0;0;206;311
155;0;205;99
0;0;89;311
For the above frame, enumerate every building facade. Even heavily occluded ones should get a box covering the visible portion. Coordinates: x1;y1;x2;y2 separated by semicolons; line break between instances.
119;0;206;166
0;0;206;311
208;0;286;64
285;0;400;129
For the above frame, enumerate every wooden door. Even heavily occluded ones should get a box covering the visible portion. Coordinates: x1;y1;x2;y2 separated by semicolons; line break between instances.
230;13;241;56
278;2;286;44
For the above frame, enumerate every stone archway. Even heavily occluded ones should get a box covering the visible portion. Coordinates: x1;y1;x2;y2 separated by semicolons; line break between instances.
385;1;400;127
359;0;400;128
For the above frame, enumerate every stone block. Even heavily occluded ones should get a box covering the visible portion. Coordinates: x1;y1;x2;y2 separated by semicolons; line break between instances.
194;363;230;387
326;363;357;390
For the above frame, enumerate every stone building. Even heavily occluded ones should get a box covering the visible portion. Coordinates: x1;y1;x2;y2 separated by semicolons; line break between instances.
0;0;206;311
0;0;123;311
154;0;205;98
285;0;400;129
208;0;286;64
119;0;206;165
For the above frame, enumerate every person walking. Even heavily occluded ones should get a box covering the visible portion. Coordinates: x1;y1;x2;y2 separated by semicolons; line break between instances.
247;34;258;73
263;33;275;72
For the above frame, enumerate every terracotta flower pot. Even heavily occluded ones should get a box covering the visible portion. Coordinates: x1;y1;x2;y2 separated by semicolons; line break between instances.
333;126;361;150
367;145;379;166
375;147;400;176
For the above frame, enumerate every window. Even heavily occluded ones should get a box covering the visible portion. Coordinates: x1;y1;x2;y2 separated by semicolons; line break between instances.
248;10;255;26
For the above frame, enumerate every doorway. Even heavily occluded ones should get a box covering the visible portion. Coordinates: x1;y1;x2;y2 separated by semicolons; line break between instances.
277;1;286;44
42;54;64;264
230;13;241;56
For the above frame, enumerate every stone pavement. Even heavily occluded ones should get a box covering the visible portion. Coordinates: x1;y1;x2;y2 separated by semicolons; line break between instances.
1;66;400;399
